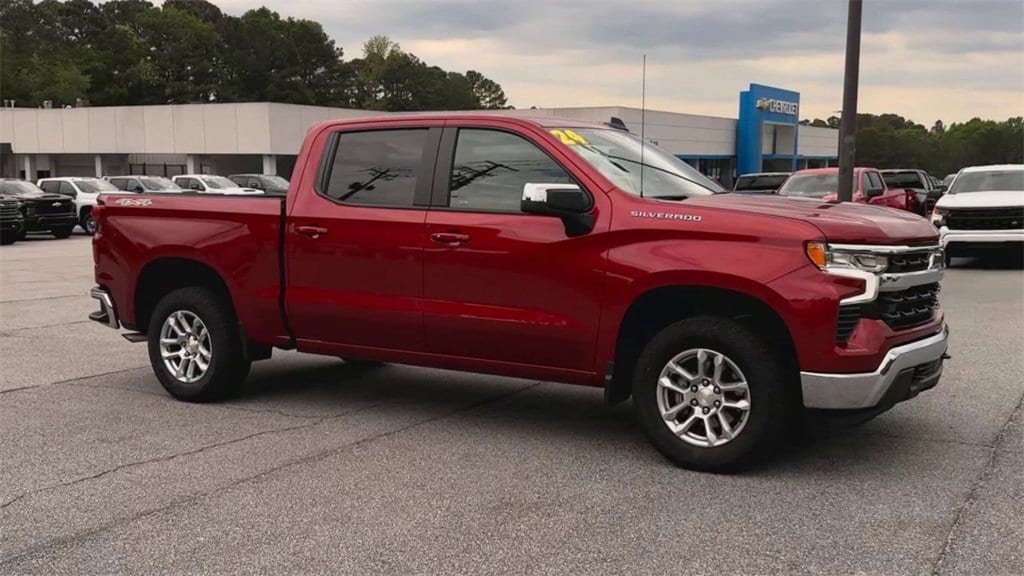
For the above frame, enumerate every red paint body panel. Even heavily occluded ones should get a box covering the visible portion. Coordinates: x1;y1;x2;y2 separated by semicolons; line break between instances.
93;113;944;390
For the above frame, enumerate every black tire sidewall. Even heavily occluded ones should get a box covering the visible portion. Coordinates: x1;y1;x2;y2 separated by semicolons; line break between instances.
52;227;73;239
633;317;789;472
83;213;96;235
147;287;248;402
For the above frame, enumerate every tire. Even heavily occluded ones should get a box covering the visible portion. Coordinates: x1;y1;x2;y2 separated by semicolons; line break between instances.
52;226;74;239
81;212;96;235
0;232;16;246
632;316;790;472
147;287;251;402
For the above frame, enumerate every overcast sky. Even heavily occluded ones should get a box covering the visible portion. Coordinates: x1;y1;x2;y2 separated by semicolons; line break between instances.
212;0;1023;124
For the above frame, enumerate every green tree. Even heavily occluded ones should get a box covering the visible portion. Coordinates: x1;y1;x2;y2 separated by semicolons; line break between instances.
466;70;508;109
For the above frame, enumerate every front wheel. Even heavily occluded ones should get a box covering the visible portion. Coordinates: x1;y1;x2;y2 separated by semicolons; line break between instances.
147;287;251;402
81;212;96;235
633;317;790;472
0;232;16;245
52;226;74;239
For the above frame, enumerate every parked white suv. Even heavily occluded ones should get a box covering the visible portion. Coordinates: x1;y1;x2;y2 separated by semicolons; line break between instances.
931;164;1023;264
37;177;121;235
172;175;262;195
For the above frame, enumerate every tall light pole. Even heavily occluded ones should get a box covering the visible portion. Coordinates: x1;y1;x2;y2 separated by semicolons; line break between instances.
837;0;863;202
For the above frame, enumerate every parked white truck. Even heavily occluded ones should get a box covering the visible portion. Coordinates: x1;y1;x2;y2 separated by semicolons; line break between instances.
931;164;1024;264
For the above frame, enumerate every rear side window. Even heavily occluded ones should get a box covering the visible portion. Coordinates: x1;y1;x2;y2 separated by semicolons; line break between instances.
448;129;574;213
323;129;428;207
59;181;76;195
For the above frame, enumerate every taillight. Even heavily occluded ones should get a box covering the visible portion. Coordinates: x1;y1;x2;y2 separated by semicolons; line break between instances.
91;204;103;234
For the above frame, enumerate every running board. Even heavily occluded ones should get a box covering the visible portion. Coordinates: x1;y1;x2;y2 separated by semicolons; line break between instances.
122;333;148;343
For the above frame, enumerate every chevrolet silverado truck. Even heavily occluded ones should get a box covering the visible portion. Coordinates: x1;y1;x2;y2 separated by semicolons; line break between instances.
932;164;1023;264
779;167;920;213
89;115;949;471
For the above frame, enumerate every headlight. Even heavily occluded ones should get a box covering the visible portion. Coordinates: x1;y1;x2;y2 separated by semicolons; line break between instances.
805;242;888;273
931;207;947;227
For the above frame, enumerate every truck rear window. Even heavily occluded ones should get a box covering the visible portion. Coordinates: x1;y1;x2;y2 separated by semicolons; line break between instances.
323;129;428;207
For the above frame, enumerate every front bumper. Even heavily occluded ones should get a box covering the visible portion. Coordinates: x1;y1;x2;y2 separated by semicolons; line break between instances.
24;213;78;231
801;324;948;410
940;228;1024;247
1;217;24;234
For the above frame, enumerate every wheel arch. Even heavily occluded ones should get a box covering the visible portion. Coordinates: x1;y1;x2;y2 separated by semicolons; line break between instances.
133;257;237;334
605;282;800;406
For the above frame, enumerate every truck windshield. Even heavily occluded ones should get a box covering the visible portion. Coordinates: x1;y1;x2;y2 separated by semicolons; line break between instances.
201;176;239;189
882;172;926;189
948;170;1024;193
734;174;788;192
778;173;837;198
549;128;722;198
140;177;183;191
75;180;119;193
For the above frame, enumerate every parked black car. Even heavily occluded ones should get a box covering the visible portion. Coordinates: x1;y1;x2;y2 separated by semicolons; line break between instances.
732;172;790;194
0;179;77;239
0;193;25;245
228;174;290;195
880;169;947;217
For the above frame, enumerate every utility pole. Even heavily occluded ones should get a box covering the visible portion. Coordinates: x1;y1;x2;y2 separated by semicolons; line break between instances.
837;0;863;202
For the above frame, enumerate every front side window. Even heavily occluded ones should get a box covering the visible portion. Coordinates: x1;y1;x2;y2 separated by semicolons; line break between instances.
449;129;574;212
200;176;238;190
948;170;1024;193
323;129;428;207
39;181;60;194
74;179;118;193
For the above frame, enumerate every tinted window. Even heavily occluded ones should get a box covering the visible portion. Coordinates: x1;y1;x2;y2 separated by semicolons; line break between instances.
882;171;926;189
324;129;427;207
59;181;77;196
178;178;197;190
867;172;884;190
449;129;573;212
39;181;60;193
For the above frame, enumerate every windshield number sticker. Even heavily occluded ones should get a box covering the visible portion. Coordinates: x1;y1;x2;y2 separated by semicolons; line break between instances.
549;129;589;146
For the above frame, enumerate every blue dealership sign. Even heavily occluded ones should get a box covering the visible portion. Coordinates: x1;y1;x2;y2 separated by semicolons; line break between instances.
737;84;801;176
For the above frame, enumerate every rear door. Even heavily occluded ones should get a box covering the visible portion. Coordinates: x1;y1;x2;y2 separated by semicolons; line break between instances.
285;119;442;354
421;121;610;372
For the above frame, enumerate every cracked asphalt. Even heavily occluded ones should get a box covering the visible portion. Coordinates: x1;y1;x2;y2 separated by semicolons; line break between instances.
1;234;1021;575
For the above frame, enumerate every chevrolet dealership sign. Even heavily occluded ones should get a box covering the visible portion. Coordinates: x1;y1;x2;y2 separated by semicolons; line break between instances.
755;97;799;116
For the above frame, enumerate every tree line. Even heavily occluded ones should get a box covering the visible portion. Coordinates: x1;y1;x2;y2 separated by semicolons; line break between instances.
802;114;1023;177
0;0;509;111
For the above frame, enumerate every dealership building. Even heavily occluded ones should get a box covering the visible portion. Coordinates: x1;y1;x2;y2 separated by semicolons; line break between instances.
0;84;837;187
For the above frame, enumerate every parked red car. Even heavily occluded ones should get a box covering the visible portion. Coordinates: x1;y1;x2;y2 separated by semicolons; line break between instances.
89;115;948;471
778;167;921;213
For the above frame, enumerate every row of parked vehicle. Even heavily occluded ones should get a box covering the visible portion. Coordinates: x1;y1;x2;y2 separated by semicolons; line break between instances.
0;173;289;245
730;164;1024;264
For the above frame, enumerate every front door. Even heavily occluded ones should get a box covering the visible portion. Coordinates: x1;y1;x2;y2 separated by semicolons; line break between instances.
286;122;441;354
422;124;610;372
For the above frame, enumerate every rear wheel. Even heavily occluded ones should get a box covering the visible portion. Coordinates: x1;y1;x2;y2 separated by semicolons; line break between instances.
148;287;251;402
52;226;74;239
633;317;790;472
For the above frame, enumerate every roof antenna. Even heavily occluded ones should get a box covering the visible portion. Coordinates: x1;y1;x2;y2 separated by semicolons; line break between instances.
640;54;647;198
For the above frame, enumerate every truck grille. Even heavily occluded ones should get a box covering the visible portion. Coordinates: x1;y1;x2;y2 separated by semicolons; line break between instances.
835;305;862;345
0;201;19;220
34;199;75;216
865;282;941;330
946;207;1024;231
886;251;933;273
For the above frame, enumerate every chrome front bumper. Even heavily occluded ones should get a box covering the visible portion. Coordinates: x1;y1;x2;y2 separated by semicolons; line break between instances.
801;325;949;410
89;287;120;329
941;228;1024;247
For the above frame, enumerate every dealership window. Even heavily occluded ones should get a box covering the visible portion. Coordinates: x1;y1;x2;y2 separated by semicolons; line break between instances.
448;129;573;212
323;129;427;207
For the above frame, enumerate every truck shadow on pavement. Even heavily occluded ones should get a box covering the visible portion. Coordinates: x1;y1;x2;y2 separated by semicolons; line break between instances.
212;356;919;476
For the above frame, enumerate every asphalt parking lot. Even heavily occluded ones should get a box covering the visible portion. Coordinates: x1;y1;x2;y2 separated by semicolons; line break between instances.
1;234;1021;575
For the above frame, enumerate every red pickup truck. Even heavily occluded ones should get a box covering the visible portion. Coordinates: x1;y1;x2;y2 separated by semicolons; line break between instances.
778;167;922;213
89;114;949;471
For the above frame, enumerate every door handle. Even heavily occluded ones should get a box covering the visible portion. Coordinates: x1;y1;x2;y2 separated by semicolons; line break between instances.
430;232;470;246
296;225;328;239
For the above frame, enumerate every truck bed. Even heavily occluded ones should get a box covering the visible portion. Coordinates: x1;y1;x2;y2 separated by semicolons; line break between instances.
94;193;290;345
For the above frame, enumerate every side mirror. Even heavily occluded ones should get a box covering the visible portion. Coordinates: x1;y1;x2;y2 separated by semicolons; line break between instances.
864;186;884;199
131;185;144;193
521;183;594;237
190;182;203;191
250;182;264;190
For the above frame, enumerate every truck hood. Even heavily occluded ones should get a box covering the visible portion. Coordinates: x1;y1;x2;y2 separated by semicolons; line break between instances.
935;190;1024;209
686;194;939;245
